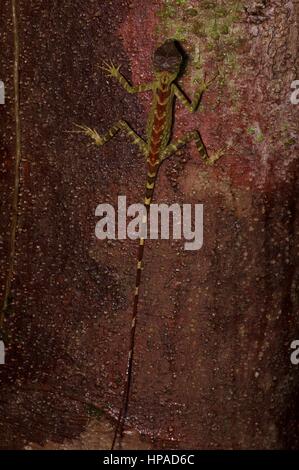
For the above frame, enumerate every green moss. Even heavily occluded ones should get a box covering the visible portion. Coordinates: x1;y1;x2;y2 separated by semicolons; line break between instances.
201;0;217;8
247;127;256;135
157;0;178;19
186;8;198;17
215;5;228;17
256;133;264;143
86;403;104;419
284;137;296;147
247;126;265;143
219;23;230;35
191;21;206;37
155;0;244;99
170;25;188;41
280;123;296;147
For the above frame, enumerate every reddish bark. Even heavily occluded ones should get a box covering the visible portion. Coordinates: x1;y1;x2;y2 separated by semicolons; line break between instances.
0;0;299;449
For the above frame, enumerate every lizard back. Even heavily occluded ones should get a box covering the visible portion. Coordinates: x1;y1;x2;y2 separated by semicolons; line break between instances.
147;81;174;171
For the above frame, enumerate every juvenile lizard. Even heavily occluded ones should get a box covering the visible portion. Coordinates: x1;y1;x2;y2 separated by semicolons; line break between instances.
75;39;223;449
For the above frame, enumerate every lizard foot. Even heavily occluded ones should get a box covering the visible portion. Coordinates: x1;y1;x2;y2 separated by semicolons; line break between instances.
206;147;225;166
194;71;219;92
73;124;104;146
100;60;121;79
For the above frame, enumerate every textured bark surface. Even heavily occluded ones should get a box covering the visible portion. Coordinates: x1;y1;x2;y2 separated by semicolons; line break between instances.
0;0;299;449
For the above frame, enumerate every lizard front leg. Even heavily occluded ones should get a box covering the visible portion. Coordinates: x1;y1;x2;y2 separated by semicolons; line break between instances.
173;84;205;113
161;130;224;165
74;120;148;156
173;74;217;113
101;61;153;94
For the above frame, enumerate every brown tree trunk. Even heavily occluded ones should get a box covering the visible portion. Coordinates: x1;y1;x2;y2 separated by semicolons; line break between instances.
0;0;299;449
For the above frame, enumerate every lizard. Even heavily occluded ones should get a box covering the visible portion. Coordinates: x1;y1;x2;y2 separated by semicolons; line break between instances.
75;39;224;449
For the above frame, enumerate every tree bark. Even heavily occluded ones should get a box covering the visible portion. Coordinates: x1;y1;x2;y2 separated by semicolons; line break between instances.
0;0;299;449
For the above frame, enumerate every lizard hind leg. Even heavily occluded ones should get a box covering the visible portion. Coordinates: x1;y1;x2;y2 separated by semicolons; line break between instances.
161;130;224;165
74;120;148;156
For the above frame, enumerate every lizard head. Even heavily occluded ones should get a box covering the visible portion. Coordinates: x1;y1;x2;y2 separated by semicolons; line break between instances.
153;40;182;83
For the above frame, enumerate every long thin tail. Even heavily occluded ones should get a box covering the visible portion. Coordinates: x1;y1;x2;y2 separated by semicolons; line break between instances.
111;168;157;450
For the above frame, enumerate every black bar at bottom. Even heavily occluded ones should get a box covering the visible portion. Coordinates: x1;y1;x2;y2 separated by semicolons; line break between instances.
0;450;298;467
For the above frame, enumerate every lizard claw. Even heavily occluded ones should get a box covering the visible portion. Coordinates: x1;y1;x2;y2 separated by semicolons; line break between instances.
195;71;219;91
100;60;121;78
193;77;209;92
73;123;103;146
205;71;220;88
